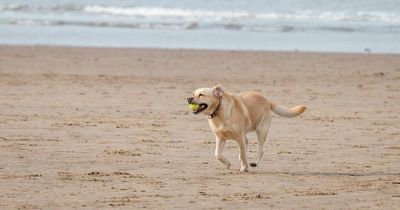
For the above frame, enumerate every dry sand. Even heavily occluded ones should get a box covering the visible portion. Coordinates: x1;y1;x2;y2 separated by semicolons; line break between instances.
0;46;399;209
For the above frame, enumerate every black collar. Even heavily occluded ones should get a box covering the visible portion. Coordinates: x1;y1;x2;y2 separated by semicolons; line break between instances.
208;98;221;119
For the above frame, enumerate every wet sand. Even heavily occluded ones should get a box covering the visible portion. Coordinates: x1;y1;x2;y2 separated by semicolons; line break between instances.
0;46;399;209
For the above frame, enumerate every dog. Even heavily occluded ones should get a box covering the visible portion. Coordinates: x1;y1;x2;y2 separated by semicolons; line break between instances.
187;84;306;172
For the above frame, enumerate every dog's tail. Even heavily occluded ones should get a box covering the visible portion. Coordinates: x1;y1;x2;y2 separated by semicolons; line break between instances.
271;103;306;118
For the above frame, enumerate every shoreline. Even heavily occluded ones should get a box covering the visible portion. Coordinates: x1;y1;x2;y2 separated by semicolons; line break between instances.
1;44;399;56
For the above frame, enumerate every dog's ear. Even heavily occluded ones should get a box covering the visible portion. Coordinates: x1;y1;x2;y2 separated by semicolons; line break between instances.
212;84;224;97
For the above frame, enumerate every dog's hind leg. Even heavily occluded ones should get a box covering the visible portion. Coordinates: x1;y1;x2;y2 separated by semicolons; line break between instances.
251;113;272;167
215;137;231;169
239;135;249;160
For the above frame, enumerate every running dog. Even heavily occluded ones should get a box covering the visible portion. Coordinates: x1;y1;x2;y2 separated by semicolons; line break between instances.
187;84;306;172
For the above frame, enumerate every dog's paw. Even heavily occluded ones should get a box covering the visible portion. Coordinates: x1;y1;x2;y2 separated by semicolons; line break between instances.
250;163;257;167
238;166;248;173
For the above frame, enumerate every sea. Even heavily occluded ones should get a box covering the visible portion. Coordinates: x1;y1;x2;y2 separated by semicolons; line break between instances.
1;0;400;53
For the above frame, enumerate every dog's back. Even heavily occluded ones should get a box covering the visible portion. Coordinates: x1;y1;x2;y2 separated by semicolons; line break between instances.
237;91;272;131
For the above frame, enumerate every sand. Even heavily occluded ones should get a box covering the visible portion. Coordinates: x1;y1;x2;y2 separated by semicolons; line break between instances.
0;46;399;209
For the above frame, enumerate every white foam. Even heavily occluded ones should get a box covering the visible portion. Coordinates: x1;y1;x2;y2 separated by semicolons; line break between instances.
1;3;399;24
83;5;400;24
83;5;251;19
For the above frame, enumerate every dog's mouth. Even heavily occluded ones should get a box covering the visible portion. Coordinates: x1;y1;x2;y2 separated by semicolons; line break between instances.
192;103;208;114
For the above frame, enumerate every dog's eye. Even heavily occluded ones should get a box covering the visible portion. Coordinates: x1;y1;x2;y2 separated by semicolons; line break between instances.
198;94;204;97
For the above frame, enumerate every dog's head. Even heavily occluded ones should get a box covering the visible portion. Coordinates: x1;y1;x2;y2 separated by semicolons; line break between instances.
187;84;224;115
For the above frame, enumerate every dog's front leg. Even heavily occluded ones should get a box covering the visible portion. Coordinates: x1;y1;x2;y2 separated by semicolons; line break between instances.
237;135;249;172
215;137;231;169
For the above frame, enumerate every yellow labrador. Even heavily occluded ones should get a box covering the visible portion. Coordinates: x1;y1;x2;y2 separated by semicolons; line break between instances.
187;84;306;172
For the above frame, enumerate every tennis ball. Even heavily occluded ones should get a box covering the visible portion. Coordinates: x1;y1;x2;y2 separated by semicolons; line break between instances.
188;103;199;111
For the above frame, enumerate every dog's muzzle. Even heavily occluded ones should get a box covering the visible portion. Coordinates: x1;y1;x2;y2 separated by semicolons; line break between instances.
187;97;208;114
192;103;208;114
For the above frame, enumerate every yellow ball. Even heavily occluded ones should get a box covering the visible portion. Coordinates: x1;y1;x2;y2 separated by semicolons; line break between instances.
188;103;199;111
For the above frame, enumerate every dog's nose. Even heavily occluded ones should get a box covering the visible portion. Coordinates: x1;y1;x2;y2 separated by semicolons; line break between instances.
187;97;193;103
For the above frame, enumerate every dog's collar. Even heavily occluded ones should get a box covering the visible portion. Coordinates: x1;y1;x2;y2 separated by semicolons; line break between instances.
208;98;221;119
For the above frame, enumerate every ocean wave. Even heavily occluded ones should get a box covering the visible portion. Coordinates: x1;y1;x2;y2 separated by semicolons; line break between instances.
1;3;400;24
0;4;30;12
83;5;400;24
1;3;400;35
0;3;82;13
0;18;201;30
83;5;251;19
2;17;399;34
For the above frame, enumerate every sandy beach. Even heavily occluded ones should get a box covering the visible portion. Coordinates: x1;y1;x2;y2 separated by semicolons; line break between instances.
0;46;399;209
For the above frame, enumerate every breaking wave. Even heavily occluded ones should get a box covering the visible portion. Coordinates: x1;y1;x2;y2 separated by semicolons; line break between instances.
1;3;400;33
83;5;400;24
